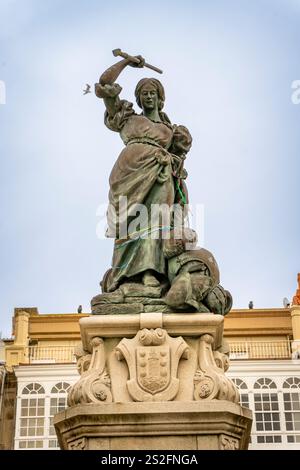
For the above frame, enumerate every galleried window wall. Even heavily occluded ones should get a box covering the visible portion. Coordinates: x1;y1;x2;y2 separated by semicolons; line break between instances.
231;375;300;448
15;381;71;450
13;373;300;450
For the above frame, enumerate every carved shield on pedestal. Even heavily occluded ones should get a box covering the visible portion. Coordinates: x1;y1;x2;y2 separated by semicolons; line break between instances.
137;346;170;394
116;328;189;402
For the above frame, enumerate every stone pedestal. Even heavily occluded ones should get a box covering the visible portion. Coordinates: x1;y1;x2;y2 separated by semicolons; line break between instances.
54;313;252;450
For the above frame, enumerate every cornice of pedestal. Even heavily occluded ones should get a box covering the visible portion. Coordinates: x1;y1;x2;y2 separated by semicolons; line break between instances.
79;313;224;352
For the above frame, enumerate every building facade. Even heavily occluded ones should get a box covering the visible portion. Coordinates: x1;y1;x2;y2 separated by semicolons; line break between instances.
1;300;300;450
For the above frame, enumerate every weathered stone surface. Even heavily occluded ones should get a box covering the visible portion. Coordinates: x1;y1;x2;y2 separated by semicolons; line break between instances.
116;328;189;401
68;338;112;406
55;313;252;450
54;401;252;450
92;303;143;315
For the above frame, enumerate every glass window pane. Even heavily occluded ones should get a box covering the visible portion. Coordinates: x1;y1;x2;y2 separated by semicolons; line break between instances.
254;403;262;411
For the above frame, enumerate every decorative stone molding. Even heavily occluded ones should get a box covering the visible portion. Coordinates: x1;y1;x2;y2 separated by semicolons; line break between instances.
55;314;252;450
219;434;239;450
193;334;239;402
68;437;87;450
54;401;252;451
68;337;112;406
116;328;189;401
213;349;230;372
79;313;224;352
74;345;92;375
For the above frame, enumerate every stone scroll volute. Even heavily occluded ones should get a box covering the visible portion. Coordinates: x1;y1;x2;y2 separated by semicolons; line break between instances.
193;334;239;403
68;337;112;406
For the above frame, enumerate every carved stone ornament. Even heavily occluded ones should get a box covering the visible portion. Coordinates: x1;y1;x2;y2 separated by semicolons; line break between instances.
219;434;239;450
68;337;112;406
74;345;92;375
193;334;239;402
68;437;87;450
116;328;189;401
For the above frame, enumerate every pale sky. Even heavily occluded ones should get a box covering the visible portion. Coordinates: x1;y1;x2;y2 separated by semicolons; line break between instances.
0;0;300;338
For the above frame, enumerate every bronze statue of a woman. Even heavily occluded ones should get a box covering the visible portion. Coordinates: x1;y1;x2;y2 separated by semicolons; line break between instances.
92;53;232;316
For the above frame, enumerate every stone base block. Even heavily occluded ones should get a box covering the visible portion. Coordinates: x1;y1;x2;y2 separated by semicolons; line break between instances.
54;401;252;450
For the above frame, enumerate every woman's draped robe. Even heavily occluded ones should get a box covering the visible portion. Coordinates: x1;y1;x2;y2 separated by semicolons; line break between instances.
103;96;192;292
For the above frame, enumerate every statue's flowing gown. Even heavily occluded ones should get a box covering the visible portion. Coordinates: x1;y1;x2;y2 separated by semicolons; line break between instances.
103;95;191;291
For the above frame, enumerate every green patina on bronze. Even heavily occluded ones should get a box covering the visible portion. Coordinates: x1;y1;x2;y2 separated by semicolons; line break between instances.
91;51;232;315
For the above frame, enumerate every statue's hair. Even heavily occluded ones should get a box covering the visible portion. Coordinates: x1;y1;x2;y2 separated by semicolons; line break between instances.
135;78;171;125
135;78;165;111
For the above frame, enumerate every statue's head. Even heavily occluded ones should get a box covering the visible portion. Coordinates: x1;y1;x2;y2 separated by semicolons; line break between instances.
135;78;165;112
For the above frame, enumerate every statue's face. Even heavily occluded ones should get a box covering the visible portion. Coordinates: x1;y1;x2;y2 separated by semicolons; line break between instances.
139;83;158;112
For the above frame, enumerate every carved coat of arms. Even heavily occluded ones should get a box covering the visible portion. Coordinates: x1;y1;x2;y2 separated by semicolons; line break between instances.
115;328;189;402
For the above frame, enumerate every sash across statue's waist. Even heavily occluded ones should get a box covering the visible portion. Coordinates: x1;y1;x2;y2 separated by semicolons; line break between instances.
126;137;167;149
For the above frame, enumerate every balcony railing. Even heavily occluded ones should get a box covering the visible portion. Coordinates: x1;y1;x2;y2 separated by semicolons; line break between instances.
229;340;292;360
23;340;292;364
25;346;76;364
